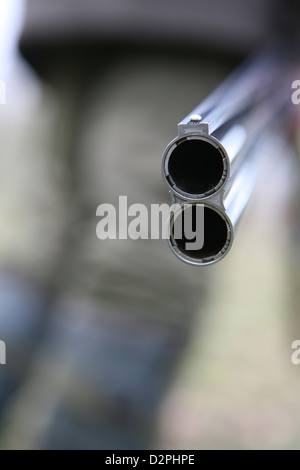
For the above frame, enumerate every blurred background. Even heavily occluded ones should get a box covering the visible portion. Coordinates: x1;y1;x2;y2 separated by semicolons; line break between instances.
0;0;299;450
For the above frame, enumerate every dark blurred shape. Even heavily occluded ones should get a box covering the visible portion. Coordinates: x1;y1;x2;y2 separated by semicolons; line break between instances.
21;0;275;56
272;0;300;44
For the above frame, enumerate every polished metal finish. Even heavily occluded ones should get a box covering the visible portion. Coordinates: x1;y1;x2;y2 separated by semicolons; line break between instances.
162;43;294;265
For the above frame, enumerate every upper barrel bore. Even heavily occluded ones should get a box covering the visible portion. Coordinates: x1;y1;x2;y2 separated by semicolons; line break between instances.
163;136;228;199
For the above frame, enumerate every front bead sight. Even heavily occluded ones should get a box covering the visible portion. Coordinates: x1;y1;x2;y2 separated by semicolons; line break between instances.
162;135;229;200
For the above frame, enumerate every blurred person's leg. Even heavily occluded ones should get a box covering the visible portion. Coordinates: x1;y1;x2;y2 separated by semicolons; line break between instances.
0;49;230;449
288;128;300;338
0;62;67;413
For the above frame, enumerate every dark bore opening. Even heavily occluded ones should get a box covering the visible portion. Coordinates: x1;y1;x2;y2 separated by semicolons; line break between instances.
172;205;229;261
167;139;224;196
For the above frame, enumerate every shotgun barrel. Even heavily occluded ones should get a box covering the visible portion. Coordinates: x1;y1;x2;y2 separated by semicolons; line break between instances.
162;43;294;265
